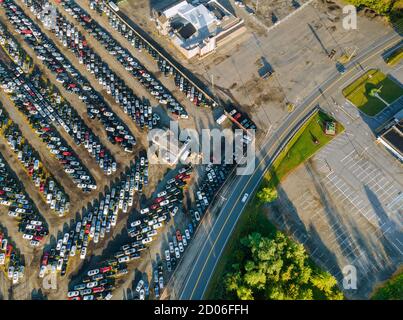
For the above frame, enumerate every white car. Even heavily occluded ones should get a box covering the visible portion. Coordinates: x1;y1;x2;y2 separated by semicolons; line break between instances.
135;280;144;292
23;234;33;240
67;291;80;298
241;193;249;203
30;240;40;247
140;208;149;215
39;265;47;278
86;281;98;289
182;237;188;247
80;247;87;259
142;237;152;245
56;239;63;251
118;255;130;263
174;247;180;259
165;250;171;261
169;242;174;254
171;206;179;216
87;269;99;277
178;242;184;253
185;229;191;240
139;288;145;300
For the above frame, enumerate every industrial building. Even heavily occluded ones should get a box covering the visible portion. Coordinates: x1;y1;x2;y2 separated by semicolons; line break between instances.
154;0;246;59
377;109;403;162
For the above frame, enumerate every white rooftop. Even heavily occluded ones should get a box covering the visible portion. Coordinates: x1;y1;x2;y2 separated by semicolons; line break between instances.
163;1;216;31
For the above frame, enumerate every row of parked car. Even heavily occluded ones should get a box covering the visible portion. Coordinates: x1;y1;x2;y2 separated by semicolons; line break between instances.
0;21;117;177
0;103;70;216
61;0;188;120
39;156;149;279
3;0;136;153
90;0;217;109
191;163;234;224
0;229;25;284
0;153;49;246
0;62;97;192
67;258;131;300
127;164;193;242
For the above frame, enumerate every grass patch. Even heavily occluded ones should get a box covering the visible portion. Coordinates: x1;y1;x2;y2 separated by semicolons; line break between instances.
385;46;403;66
205;110;343;299
371;270;403;300
342;69;403;116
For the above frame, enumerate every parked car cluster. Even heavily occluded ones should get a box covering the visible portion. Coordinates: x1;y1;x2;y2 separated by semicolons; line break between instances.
0;23;31;71
0;153;49;246
190;163;234;225
0;230;25;284
0;21;117;175
127;164;193;243
61;0;188;120
0;104;70;216
30;70;117;175
0;63;97;192
227;107;257;131
90;0;217;109
2;0;136;153
67;259;130;300
39;156;148;278
65;164;193;300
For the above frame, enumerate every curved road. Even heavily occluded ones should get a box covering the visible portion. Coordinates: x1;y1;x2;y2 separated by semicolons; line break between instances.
178;31;402;300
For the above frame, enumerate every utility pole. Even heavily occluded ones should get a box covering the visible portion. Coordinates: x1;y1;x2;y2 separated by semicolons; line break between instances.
211;74;214;95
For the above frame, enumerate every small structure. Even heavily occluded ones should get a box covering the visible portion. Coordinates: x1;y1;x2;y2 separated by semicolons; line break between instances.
148;129;196;165
324;121;336;136
377;110;403;162
154;0;246;59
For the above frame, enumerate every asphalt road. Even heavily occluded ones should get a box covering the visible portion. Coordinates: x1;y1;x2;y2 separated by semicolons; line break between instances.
178;30;402;300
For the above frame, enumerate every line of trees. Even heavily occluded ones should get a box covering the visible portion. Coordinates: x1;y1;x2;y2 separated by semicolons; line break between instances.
347;0;402;19
224;232;344;300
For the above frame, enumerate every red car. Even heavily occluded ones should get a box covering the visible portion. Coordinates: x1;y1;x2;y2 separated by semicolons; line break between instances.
33;235;43;242
150;204;158;210
154;197;165;204
6;244;13;257
92;286;105;294
42;253;49;266
100;266;112;273
69;296;81;300
176;230;182;242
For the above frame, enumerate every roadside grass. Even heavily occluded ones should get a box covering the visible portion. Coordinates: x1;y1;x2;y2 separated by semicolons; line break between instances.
385;46;403;66
205;110;343;299
342;69;403;116
371;269;403;300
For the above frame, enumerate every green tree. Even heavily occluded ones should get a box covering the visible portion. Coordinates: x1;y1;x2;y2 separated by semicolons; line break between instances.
256;186;278;203
224;231;343;300
348;0;401;16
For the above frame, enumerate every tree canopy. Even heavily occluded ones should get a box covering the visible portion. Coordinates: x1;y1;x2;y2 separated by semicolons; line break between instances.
347;0;402;18
224;232;344;300
256;186;278;203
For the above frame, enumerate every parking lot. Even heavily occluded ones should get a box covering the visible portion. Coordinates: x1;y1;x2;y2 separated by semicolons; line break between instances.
269;121;402;298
